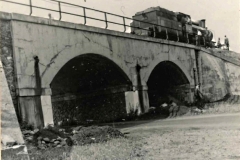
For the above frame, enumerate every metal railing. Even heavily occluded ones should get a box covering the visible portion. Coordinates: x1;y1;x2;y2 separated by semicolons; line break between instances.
1;0;208;46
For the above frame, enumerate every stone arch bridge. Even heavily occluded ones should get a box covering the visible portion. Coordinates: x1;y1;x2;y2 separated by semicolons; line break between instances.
1;12;240;127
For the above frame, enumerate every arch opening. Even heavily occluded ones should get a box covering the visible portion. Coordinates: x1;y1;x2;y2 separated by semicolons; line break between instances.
147;61;191;108
50;54;132;125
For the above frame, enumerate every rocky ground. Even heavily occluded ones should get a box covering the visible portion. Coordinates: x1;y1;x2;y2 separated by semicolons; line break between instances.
24;125;124;148
1;124;124;160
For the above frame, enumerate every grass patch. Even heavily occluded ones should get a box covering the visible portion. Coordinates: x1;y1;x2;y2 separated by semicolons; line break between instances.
204;103;240;114
70;137;145;160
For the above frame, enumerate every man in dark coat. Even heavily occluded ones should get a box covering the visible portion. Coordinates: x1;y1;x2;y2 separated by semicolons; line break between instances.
217;38;221;48
224;35;229;50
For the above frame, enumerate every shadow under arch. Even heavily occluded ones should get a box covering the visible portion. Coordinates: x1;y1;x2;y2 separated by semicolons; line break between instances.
50;53;132;125
147;61;191;107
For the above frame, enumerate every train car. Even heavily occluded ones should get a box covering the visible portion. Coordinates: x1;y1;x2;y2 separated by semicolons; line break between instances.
130;6;214;47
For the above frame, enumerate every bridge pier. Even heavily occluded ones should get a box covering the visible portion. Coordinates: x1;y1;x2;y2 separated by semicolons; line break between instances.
126;65;150;115
125;87;150;116
17;88;54;128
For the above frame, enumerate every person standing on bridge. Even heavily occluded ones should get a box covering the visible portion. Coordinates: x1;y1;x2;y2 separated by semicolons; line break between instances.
217;38;221;48
224;35;229;50
195;34;199;46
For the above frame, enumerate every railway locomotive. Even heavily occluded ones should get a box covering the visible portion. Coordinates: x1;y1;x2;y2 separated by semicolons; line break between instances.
130;6;214;47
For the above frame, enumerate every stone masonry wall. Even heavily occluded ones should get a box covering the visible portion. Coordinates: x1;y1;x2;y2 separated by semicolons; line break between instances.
225;62;240;95
0;20;18;114
52;92;127;125
200;53;229;101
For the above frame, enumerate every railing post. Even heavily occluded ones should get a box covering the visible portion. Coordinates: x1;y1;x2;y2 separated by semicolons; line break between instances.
58;1;62;20
83;7;86;25
176;30;179;42
104;12;108;29
123;17;126;32
165;29;168;40
29;0;32;15
186;33;189;43
153;25;156;38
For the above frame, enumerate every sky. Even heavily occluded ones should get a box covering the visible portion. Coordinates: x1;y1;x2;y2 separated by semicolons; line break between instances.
1;0;239;53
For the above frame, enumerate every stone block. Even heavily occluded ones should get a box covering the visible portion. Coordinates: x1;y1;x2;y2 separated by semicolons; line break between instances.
1;135;16;146
41;95;54;126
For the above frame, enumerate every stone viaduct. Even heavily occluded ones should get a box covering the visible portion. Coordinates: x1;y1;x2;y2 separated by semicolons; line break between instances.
1;12;240;128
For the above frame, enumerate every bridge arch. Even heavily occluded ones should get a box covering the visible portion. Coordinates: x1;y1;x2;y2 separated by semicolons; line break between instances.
49;53;132;125
143;59;192;84
146;60;193;107
41;51;132;89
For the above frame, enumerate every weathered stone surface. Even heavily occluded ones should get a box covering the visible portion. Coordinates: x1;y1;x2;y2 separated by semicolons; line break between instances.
0;59;25;145
199;51;240;101
1;135;16;146
0;20;17;112
200;53;228;101
225;63;240;95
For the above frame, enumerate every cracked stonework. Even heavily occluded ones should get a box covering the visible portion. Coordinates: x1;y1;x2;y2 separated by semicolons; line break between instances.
81;32;114;53
41;45;72;77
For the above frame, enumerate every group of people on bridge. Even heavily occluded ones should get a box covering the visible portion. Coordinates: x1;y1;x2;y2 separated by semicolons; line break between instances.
217;35;230;50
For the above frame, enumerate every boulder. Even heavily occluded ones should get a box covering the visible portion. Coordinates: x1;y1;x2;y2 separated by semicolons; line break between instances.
26;137;33;141
37;136;43;141
29;131;35;135
60;140;66;146
72;126;83;131
22;130;31;135
34;129;39;133
43;137;50;142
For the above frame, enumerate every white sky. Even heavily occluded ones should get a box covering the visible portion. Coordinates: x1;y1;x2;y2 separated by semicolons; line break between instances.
1;0;240;53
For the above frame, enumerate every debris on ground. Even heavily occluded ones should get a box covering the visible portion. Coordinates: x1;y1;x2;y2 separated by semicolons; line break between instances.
21;125;124;150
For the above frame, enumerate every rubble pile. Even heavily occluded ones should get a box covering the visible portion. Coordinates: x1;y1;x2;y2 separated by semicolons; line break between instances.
22;125;124;150
22;127;72;150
